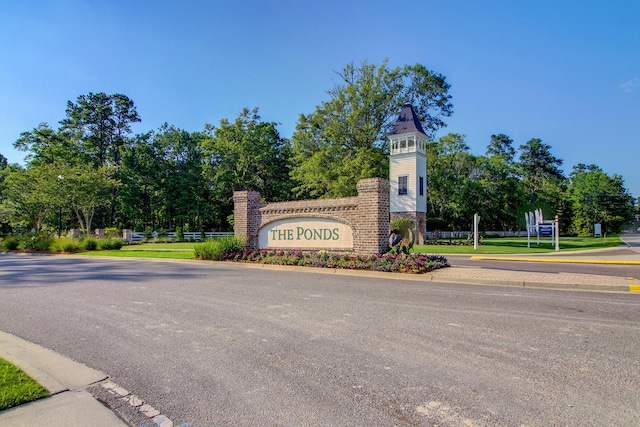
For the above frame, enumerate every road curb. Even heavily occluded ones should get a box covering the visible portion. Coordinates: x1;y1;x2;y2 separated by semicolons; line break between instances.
424;275;637;293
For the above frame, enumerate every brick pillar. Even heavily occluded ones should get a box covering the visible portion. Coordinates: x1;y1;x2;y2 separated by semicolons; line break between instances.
355;178;390;254
233;190;261;250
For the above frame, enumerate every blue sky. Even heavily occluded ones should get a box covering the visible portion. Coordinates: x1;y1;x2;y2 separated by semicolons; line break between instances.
1;1;639;197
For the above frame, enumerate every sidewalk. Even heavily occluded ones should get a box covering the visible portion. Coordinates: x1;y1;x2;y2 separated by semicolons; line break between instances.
0;331;126;427
426;265;640;292
0;331;175;427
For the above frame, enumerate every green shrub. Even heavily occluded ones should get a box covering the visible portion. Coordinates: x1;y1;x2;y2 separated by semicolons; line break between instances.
50;238;80;253
194;236;245;260
2;236;20;251
143;227;153;241
20;232;53;251
174;226;184;242
97;238;125;250
218;236;245;253
194;240;224;260
81;238;98;251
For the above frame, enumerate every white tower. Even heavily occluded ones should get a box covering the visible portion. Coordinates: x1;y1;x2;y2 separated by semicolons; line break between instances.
389;102;428;244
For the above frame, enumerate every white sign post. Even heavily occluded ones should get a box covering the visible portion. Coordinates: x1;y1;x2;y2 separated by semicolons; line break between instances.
525;211;536;248
473;213;480;250
556;215;560;252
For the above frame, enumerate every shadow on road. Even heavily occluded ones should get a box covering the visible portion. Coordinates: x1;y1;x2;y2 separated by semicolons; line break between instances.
0;253;231;289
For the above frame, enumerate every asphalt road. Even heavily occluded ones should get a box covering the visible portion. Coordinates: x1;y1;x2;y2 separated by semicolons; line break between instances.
1;253;639;426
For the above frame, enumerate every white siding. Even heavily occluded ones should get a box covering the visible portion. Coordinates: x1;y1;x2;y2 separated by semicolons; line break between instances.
390;153;426;213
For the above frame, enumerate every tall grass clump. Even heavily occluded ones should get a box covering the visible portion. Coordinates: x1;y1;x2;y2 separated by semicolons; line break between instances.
2;236;20;251
97;238;125;250
50;238;80;253
81;238;98;251
194;236;245;260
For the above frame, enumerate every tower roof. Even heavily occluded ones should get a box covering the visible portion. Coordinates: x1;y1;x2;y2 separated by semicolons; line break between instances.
389;102;426;136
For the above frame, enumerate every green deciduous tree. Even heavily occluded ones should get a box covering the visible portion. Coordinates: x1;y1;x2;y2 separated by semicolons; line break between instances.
0;165;55;231
290;60;453;198
151;124;207;231
426;133;479;229
13;123;81;166
200;108;294;230
567;164;634;235
0;161;117;236
55;162;118;237
518;138;565;215
117;126;209;232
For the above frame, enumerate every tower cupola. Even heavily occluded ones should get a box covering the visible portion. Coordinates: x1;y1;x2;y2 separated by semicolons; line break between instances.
389;102;427;156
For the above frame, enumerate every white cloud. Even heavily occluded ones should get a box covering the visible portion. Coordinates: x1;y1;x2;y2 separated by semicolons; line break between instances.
620;77;640;93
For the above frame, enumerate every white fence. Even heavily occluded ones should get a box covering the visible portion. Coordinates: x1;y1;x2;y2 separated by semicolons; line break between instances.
425;230;528;239
126;231;233;243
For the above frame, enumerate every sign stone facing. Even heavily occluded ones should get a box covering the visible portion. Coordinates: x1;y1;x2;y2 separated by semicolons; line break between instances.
258;218;353;249
233;178;389;254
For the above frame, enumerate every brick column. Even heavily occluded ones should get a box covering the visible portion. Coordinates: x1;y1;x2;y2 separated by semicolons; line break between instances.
355;178;390;254
233;190;261;250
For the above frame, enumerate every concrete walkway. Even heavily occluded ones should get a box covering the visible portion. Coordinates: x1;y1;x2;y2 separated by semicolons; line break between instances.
426;264;640;292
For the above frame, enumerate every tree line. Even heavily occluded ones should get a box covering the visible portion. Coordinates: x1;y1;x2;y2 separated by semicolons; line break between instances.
0;60;636;237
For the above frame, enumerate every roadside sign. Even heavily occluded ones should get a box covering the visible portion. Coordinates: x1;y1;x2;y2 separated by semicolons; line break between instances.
539;223;553;237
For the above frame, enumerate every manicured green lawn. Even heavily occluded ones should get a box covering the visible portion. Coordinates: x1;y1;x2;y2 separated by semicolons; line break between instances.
415;236;623;255
76;249;195;259
0;357;49;411
75;242;197;258
122;242;197;250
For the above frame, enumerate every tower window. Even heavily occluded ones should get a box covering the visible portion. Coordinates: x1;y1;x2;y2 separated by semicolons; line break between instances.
419;177;424;196
398;176;408;195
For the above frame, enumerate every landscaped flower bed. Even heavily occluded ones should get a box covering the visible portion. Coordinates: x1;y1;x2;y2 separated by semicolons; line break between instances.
221;249;449;274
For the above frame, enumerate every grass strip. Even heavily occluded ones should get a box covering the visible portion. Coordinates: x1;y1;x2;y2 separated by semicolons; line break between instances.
414;236;623;255
75;250;194;259
0;357;49;411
